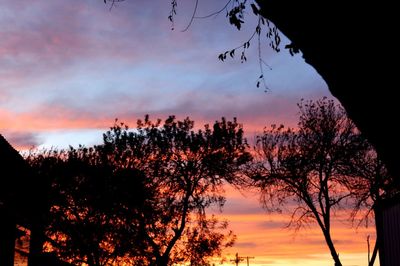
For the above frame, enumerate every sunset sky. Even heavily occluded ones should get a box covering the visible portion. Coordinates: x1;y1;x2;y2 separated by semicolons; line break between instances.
1;1;376;265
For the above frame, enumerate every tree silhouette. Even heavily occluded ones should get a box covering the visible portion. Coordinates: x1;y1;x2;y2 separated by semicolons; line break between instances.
27;116;249;266
248;99;366;266
101;116;248;265
27;147;142;266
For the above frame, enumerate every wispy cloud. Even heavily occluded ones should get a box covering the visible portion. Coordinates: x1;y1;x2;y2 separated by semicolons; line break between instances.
1;131;41;149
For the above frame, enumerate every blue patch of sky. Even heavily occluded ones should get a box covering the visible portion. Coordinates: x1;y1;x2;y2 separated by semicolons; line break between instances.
36;129;106;149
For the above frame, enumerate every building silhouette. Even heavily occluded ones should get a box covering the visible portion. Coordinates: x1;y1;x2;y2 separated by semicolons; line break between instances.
0;134;53;266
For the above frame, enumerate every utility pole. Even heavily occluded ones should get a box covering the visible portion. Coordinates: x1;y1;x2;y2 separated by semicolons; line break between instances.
367;235;371;264
230;253;255;266
231;253;243;266
243;256;255;266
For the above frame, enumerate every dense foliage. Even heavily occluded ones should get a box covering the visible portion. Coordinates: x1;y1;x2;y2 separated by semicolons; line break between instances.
27;116;250;266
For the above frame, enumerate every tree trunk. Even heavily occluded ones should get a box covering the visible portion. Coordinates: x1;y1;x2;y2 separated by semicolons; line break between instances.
28;223;45;266
369;239;378;266
374;200;386;266
322;229;342;266
155;255;168;266
87;253;96;266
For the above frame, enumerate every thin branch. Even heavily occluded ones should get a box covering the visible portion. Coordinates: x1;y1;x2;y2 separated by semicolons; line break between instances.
181;0;199;32
194;0;233;19
256;17;270;91
105;0;126;11
168;0;178;30
330;193;352;206
285;206;312;232
220;26;258;56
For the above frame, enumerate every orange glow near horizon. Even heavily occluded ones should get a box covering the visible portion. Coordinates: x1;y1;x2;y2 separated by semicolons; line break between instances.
212;185;379;266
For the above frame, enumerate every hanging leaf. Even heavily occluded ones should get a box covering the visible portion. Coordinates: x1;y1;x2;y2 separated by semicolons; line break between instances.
256;25;261;35
228;3;246;30
285;43;300;56
251;4;259;16
229;16;244;30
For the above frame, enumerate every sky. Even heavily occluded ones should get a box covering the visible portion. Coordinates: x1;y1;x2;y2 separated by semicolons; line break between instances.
0;1;376;265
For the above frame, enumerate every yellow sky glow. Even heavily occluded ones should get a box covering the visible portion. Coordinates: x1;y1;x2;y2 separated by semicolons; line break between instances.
211;186;379;266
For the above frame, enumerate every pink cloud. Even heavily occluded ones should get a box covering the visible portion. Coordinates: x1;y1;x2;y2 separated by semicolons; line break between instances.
1;131;41;150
